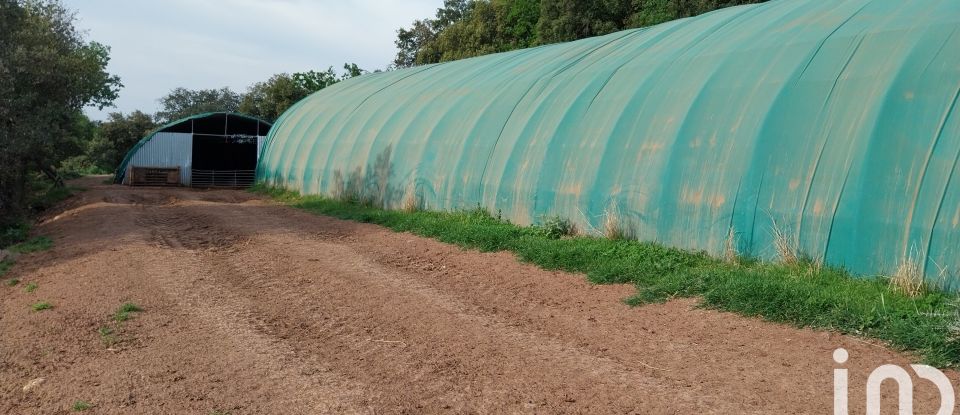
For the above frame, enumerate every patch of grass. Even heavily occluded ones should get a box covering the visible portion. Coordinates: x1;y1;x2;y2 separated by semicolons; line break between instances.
2;175;80;250
601;202;633;240
770;218;798;265
113;302;143;322
0;221;30;249
5;277;19;286
0;260;14;278
24;282;38;293
98;326;118;347
27;178;78;214
890;248;927;297
252;184;960;368
99;303;144;347
401;184;422;213
31;302;52;312
723;227;739;264
535;216;577;240
9;236;53;254
71;400;92;411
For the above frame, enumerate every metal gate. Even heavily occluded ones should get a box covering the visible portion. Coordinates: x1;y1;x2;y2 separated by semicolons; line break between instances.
190;169;255;188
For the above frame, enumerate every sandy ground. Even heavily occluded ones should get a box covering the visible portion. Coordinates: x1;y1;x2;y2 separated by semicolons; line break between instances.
0;176;949;414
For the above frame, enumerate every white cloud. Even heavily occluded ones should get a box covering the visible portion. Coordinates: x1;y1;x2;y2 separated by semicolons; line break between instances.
63;0;439;119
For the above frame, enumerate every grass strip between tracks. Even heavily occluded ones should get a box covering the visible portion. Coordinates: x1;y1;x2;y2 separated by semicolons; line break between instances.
252;184;960;368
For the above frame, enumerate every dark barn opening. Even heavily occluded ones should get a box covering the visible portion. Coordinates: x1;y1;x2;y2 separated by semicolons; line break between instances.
188;113;271;188
192;136;257;171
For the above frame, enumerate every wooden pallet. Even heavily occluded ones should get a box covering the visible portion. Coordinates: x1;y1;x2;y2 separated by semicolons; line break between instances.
128;167;180;187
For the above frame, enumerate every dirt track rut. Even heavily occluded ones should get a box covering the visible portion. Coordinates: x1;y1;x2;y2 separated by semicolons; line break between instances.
0;177;947;414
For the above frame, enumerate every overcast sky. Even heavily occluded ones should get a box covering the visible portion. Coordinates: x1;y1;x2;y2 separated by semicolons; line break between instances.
63;0;439;120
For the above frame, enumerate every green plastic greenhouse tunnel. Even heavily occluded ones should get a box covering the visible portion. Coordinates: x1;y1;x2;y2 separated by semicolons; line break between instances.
257;0;960;287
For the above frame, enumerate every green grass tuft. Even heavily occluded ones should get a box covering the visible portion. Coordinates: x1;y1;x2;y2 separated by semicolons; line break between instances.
71;400;92;411
31;302;52;312
27;181;77;214
98;325;117;347
24;282;38;293
5;277;19;287
113;302;143;322
534;216;578;240
10;236;53;254
118;302;143;313
0;261;14;278
252;184;960;368
0;222;30;249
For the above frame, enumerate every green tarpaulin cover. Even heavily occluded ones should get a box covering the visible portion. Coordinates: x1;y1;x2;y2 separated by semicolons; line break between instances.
259;0;960;286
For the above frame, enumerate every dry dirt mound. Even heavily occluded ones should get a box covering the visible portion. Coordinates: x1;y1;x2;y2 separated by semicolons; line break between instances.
0;176;946;414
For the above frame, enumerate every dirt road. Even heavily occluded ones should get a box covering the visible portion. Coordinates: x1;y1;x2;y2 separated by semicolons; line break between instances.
0;176;946;414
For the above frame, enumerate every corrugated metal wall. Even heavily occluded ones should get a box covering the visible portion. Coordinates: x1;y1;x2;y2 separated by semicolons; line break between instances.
126;132;193;185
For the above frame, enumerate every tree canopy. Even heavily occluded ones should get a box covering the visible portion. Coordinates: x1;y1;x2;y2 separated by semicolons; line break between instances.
0;0;121;224
393;0;765;67
154;87;242;124
239;64;366;122
88;111;157;172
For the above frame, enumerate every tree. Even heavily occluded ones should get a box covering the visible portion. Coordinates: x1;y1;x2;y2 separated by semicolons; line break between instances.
155;87;241;124
240;74;305;123
291;67;340;92
342;63;365;79
393;0;477;68
393;0;766;66
537;0;634;45
240;64;366;122
85;111;156;172
54;111;100;176
394;19;437;68
0;0;121;224
627;0;676;27
434;0;473;29
420;0;540;63
627;0;765;28
423;0;498;62
498;0;540;49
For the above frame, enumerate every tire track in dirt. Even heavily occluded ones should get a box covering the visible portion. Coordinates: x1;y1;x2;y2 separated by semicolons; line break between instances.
139;205;373;414
134;202;726;412
196;234;718;413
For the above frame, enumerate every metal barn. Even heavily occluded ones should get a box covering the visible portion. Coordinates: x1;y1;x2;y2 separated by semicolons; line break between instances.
115;112;272;188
